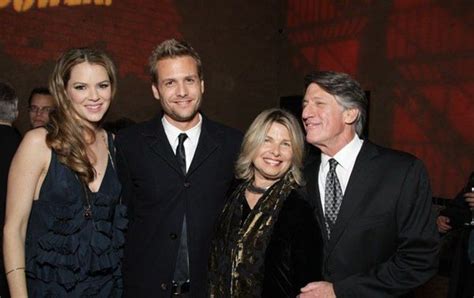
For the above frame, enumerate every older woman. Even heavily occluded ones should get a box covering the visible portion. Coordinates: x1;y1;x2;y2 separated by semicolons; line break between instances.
3;48;126;297
209;108;322;297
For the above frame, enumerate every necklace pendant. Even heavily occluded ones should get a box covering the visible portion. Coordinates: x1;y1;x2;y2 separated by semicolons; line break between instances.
83;206;93;219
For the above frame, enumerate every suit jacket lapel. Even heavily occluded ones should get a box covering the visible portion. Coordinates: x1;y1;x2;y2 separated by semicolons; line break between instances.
187;117;218;176
142;116;183;176
304;152;329;243
326;141;379;253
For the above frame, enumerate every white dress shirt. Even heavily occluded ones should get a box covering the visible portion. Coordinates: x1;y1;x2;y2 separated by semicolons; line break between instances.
318;134;364;214
162;114;202;173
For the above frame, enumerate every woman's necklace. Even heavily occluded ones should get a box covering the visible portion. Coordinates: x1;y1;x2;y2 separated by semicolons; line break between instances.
246;183;270;194
82;130;110;219
82;183;93;219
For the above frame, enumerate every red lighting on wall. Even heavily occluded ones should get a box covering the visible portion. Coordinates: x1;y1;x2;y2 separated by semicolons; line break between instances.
0;1;182;80
286;0;474;197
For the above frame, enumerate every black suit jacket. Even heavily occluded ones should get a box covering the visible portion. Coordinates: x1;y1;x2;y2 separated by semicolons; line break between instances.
262;190;323;297
303;141;439;297
0;125;21;297
115;115;242;297
440;188;471;228
439;184;473;298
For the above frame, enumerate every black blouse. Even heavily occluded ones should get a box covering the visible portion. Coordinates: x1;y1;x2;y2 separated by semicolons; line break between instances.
242;190;323;297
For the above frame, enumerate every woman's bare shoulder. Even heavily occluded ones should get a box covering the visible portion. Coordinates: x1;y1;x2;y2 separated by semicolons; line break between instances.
19;128;50;155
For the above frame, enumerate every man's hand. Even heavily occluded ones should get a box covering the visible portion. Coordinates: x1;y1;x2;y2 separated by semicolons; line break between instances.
436;215;452;233
464;191;474;208
298;281;336;298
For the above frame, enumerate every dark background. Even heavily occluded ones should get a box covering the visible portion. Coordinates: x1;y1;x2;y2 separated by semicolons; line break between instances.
0;0;472;199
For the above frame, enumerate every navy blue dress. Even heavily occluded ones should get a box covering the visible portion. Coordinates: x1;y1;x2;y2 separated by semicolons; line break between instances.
25;134;127;297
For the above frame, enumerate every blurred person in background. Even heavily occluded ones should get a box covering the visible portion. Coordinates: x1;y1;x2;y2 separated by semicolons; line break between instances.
28;87;55;128
0;81;21;297
436;171;474;298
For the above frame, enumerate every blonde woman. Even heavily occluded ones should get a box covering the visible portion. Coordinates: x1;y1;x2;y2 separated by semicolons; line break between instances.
209;108;323;297
3;48;126;297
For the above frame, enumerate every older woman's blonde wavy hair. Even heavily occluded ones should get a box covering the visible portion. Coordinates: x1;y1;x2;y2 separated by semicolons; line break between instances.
235;108;305;186
46;48;117;185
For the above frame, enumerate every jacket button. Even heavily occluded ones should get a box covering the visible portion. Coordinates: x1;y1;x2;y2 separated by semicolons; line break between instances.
184;182;191;188
169;233;177;240
160;283;167;290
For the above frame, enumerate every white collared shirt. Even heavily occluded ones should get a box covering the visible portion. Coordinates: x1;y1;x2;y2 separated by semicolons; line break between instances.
318;134;364;213
162;114;202;173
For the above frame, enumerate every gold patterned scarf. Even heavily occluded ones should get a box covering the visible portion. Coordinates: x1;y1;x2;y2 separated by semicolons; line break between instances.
208;174;296;297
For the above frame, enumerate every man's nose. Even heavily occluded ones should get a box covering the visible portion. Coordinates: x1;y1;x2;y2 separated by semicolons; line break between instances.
176;82;188;97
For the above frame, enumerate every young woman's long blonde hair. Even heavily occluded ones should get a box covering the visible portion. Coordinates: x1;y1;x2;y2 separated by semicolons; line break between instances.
46;48;117;185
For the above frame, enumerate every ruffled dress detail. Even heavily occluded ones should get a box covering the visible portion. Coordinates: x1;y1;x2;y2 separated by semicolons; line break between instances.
25;137;127;297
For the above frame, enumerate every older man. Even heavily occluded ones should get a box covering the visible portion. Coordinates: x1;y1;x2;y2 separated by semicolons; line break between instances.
300;71;438;297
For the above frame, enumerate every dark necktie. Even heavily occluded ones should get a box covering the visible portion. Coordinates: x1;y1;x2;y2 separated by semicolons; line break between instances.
174;133;190;283
324;158;343;238
176;133;187;175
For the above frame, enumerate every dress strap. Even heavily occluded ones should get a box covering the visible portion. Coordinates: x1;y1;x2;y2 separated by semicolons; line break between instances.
33;149;57;201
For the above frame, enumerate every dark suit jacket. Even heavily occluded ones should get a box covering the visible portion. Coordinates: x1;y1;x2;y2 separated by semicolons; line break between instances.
303;141;439;297
440;186;473;298
0;125;21;217
440;189;471;228
115;115;242;297
262;190;323;297
0;125;21;297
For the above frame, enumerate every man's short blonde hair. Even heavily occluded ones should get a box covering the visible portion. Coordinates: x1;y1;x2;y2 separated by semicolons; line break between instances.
149;39;202;83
